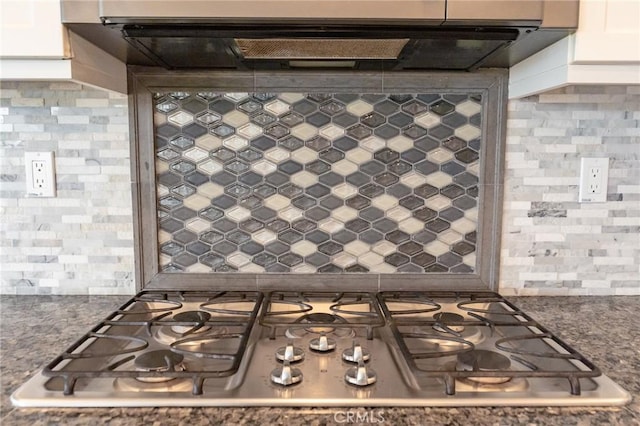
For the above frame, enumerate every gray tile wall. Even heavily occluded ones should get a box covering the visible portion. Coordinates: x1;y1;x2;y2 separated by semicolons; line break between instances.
500;85;640;296
1;82;638;295
154;92;482;274
0;82;135;295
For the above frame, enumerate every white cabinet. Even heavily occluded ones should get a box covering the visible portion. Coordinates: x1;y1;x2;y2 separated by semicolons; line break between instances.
509;0;640;98
0;0;70;58
0;0;126;93
573;0;640;63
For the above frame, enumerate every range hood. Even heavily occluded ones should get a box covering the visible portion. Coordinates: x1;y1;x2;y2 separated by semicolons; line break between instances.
62;0;579;71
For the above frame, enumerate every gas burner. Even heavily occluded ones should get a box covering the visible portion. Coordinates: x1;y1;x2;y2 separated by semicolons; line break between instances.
300;312;342;333
154;312;226;347
113;376;193;393
433;312;465;333
455;376;530;393
309;334;336;352
134;350;185;383
285;312;355;339
411;312;484;345
456;349;512;384
156;325;229;347
172;310;211;334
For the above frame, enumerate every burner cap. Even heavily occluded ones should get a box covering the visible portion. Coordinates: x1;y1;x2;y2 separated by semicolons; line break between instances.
286;312;354;339
433;312;465;333
173;310;211;322
457;349;511;372
171;311;211;334
301;313;338;323
297;312;346;334
135;350;184;371
434;312;464;323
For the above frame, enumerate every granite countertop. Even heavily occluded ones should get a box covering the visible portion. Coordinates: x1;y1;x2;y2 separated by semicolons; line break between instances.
1;295;638;425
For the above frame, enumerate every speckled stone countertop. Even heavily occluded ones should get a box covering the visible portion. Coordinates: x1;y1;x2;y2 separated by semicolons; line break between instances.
1;295;638;426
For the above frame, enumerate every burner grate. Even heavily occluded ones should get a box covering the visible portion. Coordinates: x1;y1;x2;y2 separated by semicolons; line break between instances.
259;291;385;340
42;290;263;396
377;291;602;396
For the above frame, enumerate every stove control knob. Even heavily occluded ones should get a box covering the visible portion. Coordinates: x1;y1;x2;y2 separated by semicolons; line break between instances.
342;342;371;363
275;342;304;362
271;360;303;386
309;333;337;352
345;360;377;387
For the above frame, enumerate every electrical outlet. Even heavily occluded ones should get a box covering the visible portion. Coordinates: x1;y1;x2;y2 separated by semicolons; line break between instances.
25;152;56;197
579;157;609;203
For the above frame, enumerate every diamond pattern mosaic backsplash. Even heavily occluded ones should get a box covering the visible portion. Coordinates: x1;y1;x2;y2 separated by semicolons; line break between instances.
154;92;482;273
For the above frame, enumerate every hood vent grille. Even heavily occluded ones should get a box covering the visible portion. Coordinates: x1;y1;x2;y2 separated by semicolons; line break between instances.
234;38;409;60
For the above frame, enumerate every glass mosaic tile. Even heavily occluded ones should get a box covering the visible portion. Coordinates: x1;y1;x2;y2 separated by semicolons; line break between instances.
183;123;208;139
240;241;264;255
306;112;331;127
278;229;303;245
306;136;331;152
154;92;482;273
332;113;359;129
253;252;277;267
388;112;413;128
186;240;211;256
320;100;345;116
211;124;235;138
305;206;330;221
279;252;303;267
374;124;400;139
429;125;454;140
455;148;480;164
442;113;467;128
346;125;372;140
251;112;277;127
239;218;264;233
211;171;236;187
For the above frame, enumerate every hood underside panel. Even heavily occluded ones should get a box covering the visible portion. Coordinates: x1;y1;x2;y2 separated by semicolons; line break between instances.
120;24;521;71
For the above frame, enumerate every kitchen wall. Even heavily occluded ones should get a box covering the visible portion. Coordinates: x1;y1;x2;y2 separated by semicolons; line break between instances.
0;82;638;295
0;81;135;294
500;85;640;296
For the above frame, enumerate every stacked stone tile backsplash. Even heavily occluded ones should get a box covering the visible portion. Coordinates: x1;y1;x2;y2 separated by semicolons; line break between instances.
500;85;640;296
0;82;135;295
1;82;638;295
154;92;482;274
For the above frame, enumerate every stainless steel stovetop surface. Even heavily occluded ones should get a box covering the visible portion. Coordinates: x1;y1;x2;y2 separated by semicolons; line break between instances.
11;290;631;407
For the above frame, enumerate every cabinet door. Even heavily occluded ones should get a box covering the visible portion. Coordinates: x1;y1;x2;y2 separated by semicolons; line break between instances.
0;0;69;58
574;0;640;63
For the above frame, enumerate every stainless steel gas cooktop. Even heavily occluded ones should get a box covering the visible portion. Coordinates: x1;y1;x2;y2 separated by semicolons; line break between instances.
11;290;631;407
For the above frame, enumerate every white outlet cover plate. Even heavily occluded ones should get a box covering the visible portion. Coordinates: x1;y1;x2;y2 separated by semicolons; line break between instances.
25;151;56;197
579;157;609;203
